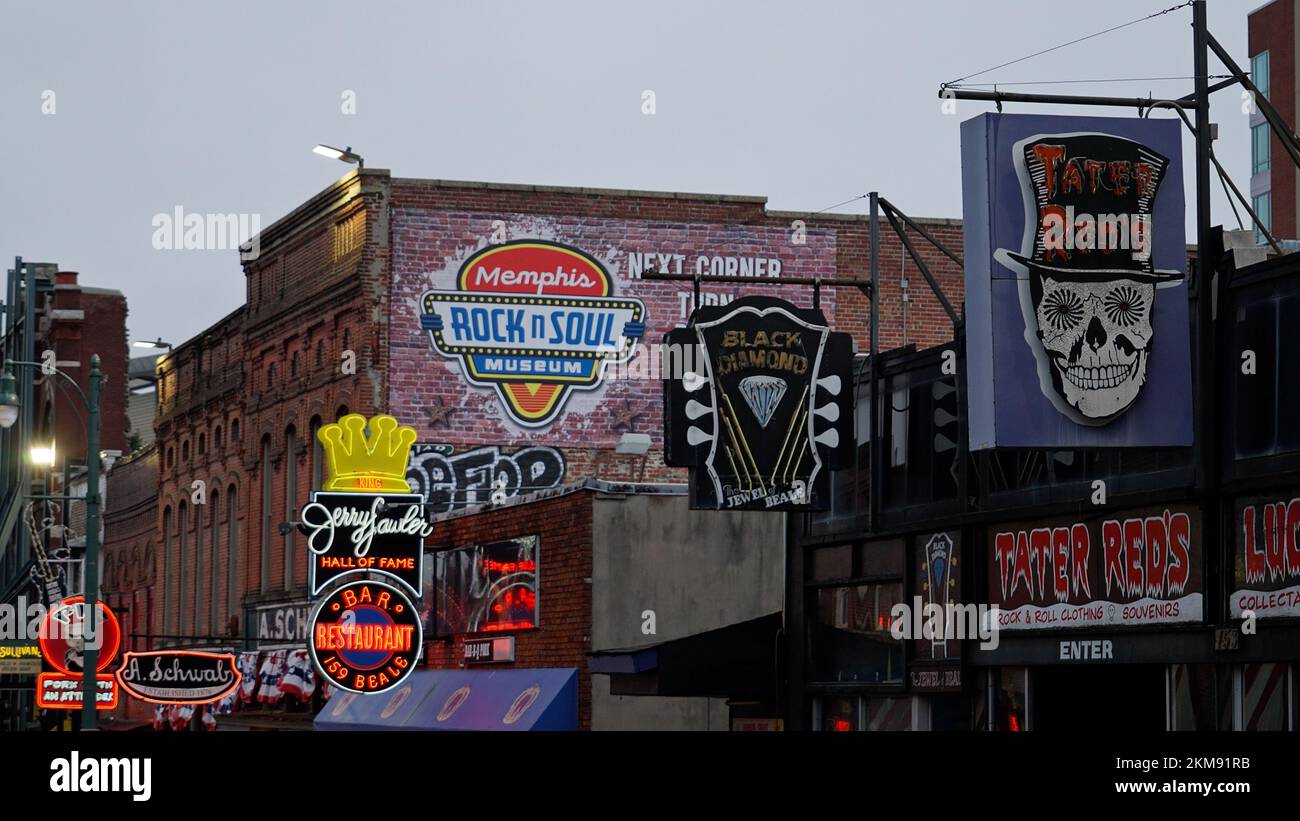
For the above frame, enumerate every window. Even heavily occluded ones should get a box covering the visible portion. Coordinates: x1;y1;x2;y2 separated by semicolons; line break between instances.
1253;192;1272;245
214;425;223;450
808;538;906;685
167;447;174;469
1252;50;1270;101
178;503;188;639
162;508;172;639
290;351;300;378
342;328;351;353
315;339;324;367
260;436;272;593
226;484;239;624
1252;123;1271;176
310;416;324;491
198;433;206;456
181;441;189;463
284;426;297;591
266;363;277;389
432;536;539;635
231;419;240;443
209;491;220;636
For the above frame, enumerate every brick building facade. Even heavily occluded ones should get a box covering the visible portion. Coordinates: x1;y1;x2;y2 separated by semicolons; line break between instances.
101;443;158;724
148;170;965;724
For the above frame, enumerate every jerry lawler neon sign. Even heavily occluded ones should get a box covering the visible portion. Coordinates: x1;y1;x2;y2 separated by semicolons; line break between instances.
420;240;646;428
305;414;428;693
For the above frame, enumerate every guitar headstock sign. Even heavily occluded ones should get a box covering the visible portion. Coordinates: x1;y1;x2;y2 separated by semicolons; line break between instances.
663;295;852;511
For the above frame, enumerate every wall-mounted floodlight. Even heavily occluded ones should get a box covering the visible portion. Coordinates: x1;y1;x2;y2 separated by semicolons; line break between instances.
312;144;364;168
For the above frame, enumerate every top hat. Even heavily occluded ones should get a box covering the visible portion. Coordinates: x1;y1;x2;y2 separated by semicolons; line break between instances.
1000;131;1184;284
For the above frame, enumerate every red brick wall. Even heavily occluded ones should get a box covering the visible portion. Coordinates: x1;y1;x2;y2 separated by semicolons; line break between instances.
1250;0;1296;240
421;489;594;730
102;443;159;722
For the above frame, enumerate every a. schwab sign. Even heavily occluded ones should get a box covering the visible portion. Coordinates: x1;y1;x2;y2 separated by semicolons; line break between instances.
960;113;1192;449
1231;492;1300;618
988;505;1202;631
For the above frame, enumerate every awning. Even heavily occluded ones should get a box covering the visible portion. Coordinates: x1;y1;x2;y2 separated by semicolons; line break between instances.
588;612;782;700
313;667;578;731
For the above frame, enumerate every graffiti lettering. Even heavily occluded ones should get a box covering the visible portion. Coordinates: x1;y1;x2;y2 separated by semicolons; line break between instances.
406;445;565;514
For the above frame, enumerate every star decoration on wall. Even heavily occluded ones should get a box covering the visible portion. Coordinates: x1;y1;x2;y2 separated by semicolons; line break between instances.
610;398;644;432
426;398;459;429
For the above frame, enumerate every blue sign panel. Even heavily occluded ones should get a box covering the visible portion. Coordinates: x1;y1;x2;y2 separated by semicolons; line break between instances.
961;113;1193;449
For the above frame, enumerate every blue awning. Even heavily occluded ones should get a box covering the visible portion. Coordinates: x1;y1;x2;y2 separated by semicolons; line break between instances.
314;668;578;731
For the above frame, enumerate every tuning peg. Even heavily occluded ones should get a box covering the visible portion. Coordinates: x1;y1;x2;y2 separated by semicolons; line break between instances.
814;429;840;449
813;403;840;422
816;374;842;395
682;371;710;393
685;399;712;420
687;426;714;446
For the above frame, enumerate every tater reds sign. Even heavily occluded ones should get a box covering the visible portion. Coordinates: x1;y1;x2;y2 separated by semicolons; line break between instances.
419;240;646;427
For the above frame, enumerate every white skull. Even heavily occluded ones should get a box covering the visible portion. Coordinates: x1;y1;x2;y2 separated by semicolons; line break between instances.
1033;274;1154;421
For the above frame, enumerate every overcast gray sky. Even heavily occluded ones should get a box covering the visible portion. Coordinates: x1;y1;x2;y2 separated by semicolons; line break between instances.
0;0;1254;348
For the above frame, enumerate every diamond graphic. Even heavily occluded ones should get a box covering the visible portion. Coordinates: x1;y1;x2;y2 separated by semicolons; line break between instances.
738;376;788;428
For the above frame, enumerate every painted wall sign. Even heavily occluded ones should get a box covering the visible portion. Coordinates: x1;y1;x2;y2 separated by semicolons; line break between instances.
255;602;310;644
391;212;837;441
115;650;242;705
419;240;646;428
463;636;516;664
988;506;1202;631
433;536;539;635
308;414;432;596
35;596;121;710
406;443;565;513
309;579;423;695
961;113;1192;448
663;295;852;510
1231;493;1300;618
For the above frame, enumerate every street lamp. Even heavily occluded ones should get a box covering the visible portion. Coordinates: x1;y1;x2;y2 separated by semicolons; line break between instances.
0;356;104;730
313;143;364;168
132;337;172;352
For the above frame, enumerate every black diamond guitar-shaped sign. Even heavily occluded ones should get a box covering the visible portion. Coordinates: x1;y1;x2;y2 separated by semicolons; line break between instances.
664;295;853;511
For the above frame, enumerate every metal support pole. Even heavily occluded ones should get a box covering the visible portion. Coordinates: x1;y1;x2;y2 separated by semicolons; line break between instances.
868;193;882;533
940;87;1193;110
80;354;102;730
1192;0;1224;630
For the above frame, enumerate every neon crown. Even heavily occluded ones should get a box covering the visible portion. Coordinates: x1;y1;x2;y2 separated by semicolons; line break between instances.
317;414;417;493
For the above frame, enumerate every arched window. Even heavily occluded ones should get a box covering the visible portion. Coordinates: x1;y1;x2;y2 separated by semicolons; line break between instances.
162;507;172;640
227;483;239;625
290;351;300;378
310;415;324;491
167;447;174;469
178;502;188;641
315;339;324;367
284;426;297;591
198;433;206;456
193;494;203;636
231;419;240;443
181;440;189;463
209;490;220;636
260;436;272;593
214;425;223;450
